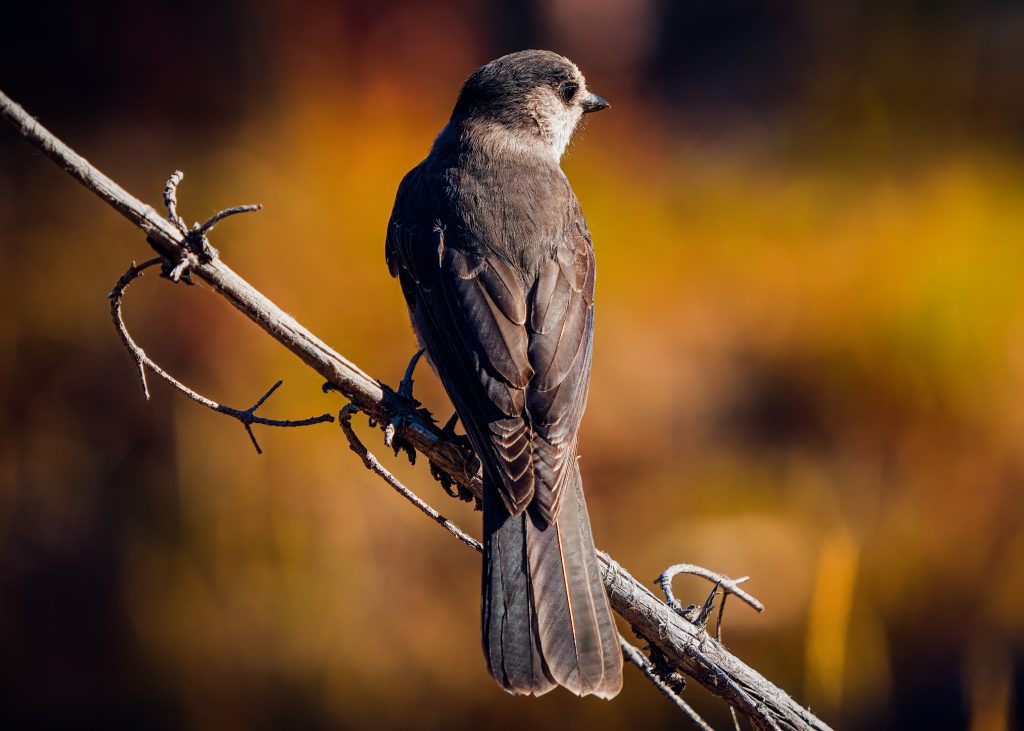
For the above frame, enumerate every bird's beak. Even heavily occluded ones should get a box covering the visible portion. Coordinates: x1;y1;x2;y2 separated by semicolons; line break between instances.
581;93;609;114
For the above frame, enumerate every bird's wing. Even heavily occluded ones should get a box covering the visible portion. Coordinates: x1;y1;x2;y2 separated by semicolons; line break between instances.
523;214;595;524
386;166;595;523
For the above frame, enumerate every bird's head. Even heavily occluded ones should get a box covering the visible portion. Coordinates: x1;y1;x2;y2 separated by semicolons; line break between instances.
450;50;608;161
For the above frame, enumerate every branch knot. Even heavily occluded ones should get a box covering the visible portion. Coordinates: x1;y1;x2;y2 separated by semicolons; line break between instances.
157;169;261;283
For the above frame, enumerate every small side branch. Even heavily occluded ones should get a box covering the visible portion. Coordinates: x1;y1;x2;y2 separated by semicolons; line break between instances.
158;170;262;283
108;258;334;453
621;636;714;730
659;564;765;618
338;405;481;551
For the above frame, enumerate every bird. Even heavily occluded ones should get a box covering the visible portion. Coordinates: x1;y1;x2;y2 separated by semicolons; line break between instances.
385;49;622;699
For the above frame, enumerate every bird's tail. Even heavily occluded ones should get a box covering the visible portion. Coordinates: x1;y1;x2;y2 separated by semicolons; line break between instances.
482;465;622;698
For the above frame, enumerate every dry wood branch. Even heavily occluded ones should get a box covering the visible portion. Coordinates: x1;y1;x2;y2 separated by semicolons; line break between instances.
337;404;481;552
0;88;833;731
108;257;334;454
659;564;766;618
621;637;714;730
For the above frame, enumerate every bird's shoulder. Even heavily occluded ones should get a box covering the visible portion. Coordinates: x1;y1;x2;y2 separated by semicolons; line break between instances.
389;150;590;275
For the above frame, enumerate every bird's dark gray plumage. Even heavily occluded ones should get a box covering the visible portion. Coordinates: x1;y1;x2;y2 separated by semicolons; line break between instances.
386;49;621;698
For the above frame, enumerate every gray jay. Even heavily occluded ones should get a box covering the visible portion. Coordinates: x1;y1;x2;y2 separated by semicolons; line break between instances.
386;49;621;698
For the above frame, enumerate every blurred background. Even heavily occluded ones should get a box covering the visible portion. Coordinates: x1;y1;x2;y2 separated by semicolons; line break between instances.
2;1;1023;729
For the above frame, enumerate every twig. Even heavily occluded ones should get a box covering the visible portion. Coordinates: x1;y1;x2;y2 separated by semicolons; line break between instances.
660;564;758;729
659;564;766;617
0;87;833;731
337;405;481;552
694;581;723;628
164;171;187;234
199;203;262;234
108;257;334;454
621;637;714;730
731;701;742;731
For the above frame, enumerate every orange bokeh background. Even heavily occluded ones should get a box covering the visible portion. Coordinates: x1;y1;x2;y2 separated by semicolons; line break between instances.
2;2;1022;729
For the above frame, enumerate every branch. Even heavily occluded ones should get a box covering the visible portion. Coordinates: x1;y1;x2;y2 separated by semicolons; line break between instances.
620;637;715;730
108;257;334;454
0;88;833;731
337;404;481;552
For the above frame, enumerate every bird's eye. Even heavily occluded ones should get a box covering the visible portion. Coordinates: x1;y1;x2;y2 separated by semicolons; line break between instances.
560;82;579;104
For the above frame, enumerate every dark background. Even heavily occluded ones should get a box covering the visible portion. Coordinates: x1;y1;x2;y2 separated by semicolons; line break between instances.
2;1;1023;729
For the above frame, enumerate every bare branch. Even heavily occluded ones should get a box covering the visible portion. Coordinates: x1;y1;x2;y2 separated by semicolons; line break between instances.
163;170;188;234
108;257;334;454
158;171;261;284
199;203;262;234
337;405;481;552
659;564;766;617
621;636;715;730
1;87;833;731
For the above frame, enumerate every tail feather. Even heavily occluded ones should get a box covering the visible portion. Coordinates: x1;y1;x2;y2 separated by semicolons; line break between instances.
483;491;554;695
569;472;622;693
483;465;622;698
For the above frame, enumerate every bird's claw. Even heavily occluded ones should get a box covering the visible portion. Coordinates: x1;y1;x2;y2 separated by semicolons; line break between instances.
440;410;459;436
381;349;427;463
398;349;426;401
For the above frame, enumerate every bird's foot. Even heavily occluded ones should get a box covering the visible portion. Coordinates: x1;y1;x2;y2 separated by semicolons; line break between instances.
429;458;478;506
379;349;428;464
429;411;478;505
639;638;686;695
